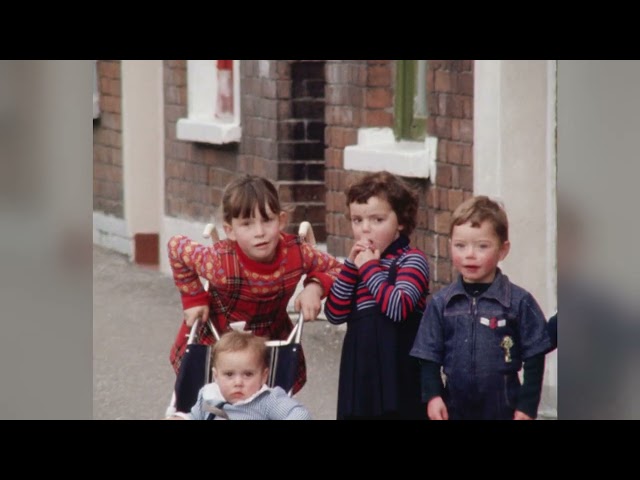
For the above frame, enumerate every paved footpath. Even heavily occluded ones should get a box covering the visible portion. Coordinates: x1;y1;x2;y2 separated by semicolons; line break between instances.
93;245;345;420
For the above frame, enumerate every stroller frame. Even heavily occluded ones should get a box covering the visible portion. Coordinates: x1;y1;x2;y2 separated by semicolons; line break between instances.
166;220;314;417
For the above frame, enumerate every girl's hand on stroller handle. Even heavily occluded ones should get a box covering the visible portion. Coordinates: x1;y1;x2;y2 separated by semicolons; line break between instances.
184;305;210;327
294;282;323;322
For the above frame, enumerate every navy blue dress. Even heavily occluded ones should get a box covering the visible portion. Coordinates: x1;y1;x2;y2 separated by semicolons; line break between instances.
336;260;425;420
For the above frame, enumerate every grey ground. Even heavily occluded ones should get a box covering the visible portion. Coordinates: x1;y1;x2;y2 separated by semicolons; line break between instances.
93;245;345;420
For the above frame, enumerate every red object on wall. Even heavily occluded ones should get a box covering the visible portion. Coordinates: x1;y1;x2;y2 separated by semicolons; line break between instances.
216;60;233;121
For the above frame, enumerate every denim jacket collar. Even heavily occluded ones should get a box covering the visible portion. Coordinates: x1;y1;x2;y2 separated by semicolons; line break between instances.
444;268;512;309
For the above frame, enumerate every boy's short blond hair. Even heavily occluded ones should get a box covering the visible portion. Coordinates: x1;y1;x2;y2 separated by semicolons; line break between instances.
450;195;509;244
212;331;270;369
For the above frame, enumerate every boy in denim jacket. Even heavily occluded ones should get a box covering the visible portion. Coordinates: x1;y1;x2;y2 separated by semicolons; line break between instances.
410;196;553;420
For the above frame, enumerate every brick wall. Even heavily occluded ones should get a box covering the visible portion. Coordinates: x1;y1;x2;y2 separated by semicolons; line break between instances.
325;60;474;293
426;60;474;292
163;60;327;240
164;60;238;223
240;60;327;240
93;60;123;217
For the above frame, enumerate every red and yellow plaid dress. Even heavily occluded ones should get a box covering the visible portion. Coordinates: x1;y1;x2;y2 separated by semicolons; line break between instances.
168;232;342;394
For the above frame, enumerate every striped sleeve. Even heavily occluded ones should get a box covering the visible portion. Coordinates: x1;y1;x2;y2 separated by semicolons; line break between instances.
324;259;359;325
360;251;430;322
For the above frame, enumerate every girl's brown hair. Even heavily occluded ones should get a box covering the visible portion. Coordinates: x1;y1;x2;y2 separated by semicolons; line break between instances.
345;171;419;236
221;175;282;224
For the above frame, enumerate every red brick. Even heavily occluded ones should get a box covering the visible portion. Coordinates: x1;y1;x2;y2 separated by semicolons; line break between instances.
462;146;473;166
448;189;464;211
451;166;460;189
276;61;290;80
363;110;392;128
436;139;447;162
101;113;121;131
447;142;463;164
451;119;461;141
438;235;450;259
365;88;392;109
459;119;473;143
459;166;473;191
463;96;473;119
438;188;449;211
165;105;185;123
436;259;452;284
435;70;451;93
458;73;474;96
262;80;277;99
107;78;121;97
436;163;452;189
449;95;464;118
422;233;435;256
367;65;391;87
100;61;120;79
437;94;448;116
277;80;291;99
435;116;451;139
435;211;451;235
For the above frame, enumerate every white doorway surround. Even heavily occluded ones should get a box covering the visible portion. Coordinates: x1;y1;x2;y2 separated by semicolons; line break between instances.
121;60;164;264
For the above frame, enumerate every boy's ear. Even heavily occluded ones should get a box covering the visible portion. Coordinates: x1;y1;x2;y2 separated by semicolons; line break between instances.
261;367;269;386
211;367;219;382
223;222;235;241
499;240;511;261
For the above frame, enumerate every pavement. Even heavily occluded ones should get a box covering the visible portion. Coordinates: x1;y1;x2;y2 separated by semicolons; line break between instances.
93;245;345;420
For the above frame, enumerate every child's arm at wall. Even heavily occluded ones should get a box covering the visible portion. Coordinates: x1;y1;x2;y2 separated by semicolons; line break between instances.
360;250;430;322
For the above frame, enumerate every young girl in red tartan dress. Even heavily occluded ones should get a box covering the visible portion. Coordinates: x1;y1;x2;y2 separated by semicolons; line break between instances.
168;175;342;394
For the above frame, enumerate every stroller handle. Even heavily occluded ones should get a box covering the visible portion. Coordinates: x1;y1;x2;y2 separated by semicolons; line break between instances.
189;312;303;346
265;311;304;347
188;317;220;344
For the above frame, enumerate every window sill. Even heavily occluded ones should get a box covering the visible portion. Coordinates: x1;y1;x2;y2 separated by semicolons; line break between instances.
176;118;241;145
344;127;437;180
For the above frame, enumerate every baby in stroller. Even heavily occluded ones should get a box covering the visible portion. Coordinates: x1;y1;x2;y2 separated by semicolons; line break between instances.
166;330;311;420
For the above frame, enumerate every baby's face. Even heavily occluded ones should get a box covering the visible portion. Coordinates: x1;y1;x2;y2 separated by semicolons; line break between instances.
212;350;268;404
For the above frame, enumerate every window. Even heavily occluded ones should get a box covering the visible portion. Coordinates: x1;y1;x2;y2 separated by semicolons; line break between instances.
176;60;241;144
394;60;427;141
343;60;436;180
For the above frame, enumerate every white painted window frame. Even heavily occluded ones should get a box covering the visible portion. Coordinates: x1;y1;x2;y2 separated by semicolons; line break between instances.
344;127;437;180
176;60;241;144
